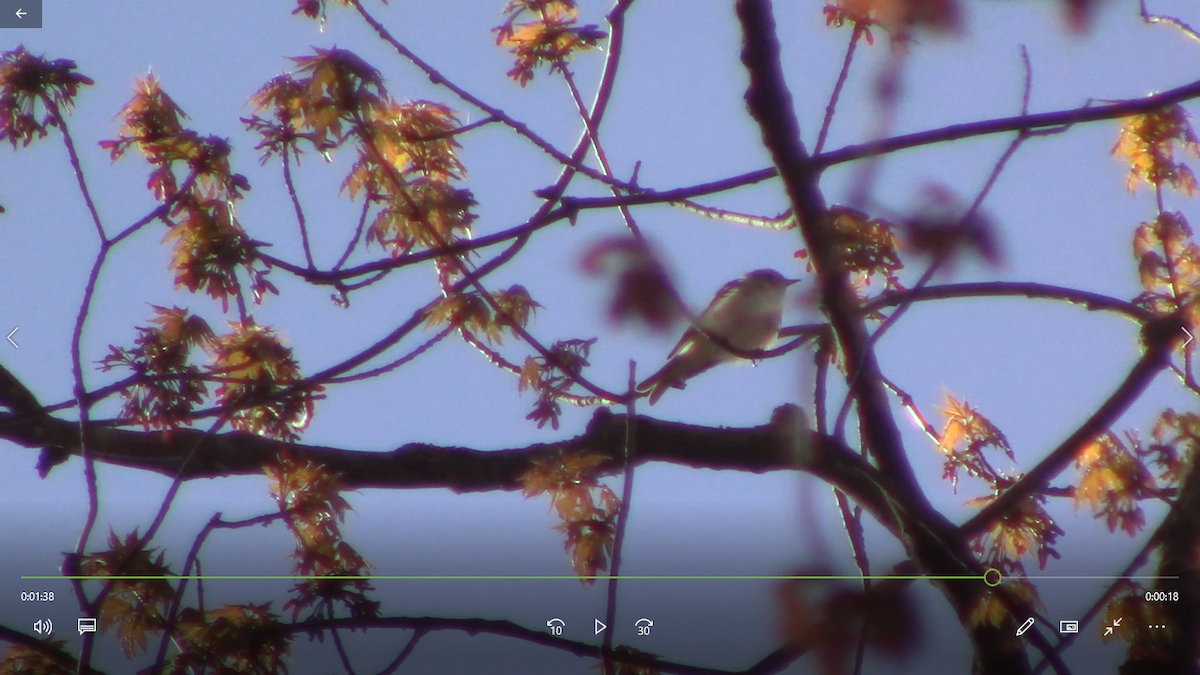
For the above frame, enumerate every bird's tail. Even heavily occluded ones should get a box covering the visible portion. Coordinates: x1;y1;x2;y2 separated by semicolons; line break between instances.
636;366;684;406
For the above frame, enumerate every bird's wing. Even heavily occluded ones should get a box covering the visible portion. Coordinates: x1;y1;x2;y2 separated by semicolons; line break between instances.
665;326;699;360
666;277;742;359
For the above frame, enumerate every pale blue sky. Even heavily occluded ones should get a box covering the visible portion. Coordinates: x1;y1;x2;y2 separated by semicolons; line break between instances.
2;1;1198;672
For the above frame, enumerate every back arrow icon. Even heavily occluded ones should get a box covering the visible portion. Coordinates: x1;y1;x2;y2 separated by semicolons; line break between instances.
6;327;17;349
15;9;26;18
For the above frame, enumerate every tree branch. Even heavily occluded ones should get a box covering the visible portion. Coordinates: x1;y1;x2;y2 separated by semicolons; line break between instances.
735;0;918;501
347;0;619;189
960;318;1178;539
735;4;1038;672
817;77;1200;168
862;282;1153;322
0;406;909;539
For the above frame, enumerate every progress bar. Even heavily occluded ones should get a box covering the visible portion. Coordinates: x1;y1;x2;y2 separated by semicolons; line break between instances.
27;574;986;581
21;572;1178;582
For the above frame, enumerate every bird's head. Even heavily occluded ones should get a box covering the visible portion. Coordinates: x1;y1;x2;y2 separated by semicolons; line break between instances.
742;269;800;294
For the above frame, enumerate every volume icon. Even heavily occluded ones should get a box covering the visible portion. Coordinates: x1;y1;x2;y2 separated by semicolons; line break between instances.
33;618;53;636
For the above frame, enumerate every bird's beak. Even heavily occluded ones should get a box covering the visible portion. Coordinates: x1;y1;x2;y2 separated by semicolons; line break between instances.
785;278;800;286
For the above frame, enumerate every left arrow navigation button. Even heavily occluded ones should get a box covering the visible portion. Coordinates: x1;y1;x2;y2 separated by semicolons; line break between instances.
6;327;18;348
0;0;43;28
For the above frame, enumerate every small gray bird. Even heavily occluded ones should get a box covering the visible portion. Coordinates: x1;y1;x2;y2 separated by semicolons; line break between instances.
637;269;798;405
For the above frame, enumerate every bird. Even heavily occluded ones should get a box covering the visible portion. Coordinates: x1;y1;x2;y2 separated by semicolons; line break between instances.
637;269;798;405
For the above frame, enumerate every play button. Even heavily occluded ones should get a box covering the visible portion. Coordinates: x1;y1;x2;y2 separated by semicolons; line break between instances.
594;619;606;635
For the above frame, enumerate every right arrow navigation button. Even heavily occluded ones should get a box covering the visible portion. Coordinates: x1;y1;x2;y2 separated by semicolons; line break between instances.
594;619;606;635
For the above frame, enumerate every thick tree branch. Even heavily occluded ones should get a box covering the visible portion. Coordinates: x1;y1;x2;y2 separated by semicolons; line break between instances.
735;0;918;502
0;404;907;539
734;4;1042;673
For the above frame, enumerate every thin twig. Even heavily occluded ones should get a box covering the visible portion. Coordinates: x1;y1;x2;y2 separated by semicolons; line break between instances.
813;327;833;435
48;98;107;242
559;63;642;238
142;417;228;545
839;47;1037;441
862;282;1153;323
1139;0;1200;44
331;622;360;675
101;417;224;674
815;24;863;155
881;375;941;445
347;108;628;405
49;101;113;674
671;200;793;229
372;629;426;675
283;151;316;270
325;325;453;384
69;252;109;675
815;77;1200;169
152;509;297;673
333;198;372;272
348;0;620;188
261;209;557;284
261;170;796;286
602;362;638;670
108;171;198;246
454;325;608;407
